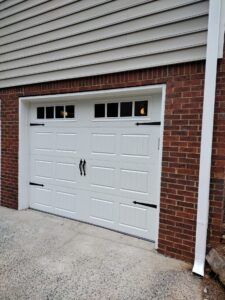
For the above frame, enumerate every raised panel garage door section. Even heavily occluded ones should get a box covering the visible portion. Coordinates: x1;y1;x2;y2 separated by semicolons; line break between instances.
29;96;161;241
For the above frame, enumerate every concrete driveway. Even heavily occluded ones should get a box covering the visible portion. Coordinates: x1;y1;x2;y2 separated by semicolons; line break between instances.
0;207;202;300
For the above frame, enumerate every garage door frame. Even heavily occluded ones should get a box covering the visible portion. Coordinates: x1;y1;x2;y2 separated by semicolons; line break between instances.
18;84;166;249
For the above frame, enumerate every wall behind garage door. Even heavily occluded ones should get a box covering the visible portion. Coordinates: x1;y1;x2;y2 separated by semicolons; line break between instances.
0;0;209;88
1;57;224;263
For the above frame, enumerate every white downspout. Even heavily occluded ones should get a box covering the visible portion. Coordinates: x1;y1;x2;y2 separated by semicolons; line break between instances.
192;0;221;277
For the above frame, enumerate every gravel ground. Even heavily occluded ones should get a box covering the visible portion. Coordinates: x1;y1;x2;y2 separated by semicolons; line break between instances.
201;273;225;300
0;207;204;300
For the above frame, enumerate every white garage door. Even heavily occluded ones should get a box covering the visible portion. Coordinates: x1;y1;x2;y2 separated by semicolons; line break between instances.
29;97;161;241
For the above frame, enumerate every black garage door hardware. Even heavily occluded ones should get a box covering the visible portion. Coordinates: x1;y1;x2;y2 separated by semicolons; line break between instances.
30;123;45;126
133;201;157;208
79;159;86;176
136;121;161;126
29;182;44;187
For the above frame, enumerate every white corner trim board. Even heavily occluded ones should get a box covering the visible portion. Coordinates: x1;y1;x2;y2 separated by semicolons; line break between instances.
218;0;225;58
192;0;221;277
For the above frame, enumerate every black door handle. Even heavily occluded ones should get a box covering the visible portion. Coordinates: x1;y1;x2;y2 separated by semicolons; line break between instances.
82;160;86;176
79;159;83;176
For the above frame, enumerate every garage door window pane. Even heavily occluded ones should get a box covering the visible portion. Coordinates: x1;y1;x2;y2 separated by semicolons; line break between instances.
120;102;132;117
56;106;65;118
37;107;44;119
65;105;75;118
107;103;118;117
135;101;148;116
95;104;105;118
46;106;54;119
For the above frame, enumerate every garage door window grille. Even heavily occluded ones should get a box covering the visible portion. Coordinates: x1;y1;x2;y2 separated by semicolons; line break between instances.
94;101;148;119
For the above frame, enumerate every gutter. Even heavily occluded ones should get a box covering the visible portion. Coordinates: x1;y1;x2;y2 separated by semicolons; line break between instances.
192;0;222;277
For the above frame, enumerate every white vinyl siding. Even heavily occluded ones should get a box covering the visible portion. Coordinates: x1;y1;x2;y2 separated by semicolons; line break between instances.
0;0;209;88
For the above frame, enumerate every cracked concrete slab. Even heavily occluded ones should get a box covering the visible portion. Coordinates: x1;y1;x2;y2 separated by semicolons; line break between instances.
0;207;202;300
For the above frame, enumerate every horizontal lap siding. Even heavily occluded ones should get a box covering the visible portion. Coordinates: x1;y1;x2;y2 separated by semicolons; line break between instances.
0;3;208;53
0;32;208;77
0;0;77;27
0;0;209;88
0;0;38;14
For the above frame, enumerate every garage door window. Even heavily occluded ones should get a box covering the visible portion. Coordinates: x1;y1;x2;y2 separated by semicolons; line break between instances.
56;106;64;118
46;107;54;119
95;104;105;118
36;105;75;120
107;103;118;117
65;105;75;118
135;101;148;116
37;107;45;119
120;102;132;117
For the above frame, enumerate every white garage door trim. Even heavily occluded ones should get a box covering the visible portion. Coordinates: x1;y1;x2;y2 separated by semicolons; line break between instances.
19;84;166;248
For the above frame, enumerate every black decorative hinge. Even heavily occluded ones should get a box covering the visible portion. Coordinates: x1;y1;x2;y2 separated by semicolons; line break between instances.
133;201;157;209
29;182;44;187
30;123;45;126
136;121;161;126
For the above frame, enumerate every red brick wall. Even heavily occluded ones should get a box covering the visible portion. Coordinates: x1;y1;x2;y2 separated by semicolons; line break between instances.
208;45;225;248
0;98;1;206
0;55;224;262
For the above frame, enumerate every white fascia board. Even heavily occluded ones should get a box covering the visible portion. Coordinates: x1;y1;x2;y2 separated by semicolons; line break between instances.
192;0;221;277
